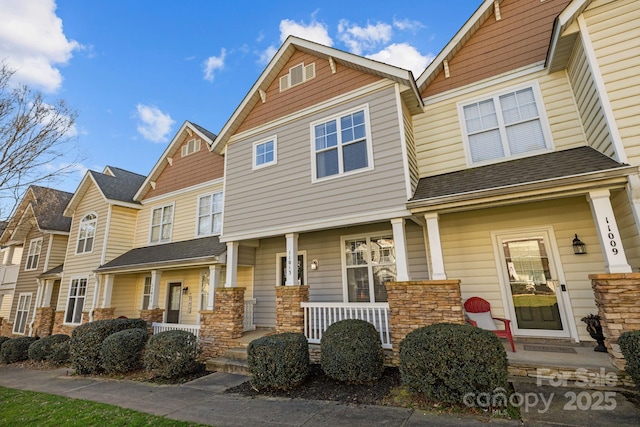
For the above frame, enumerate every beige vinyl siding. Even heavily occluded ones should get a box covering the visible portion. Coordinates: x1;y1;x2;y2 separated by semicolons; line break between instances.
105;206;138;264
46;234;69;270
584;0;640;164
403;103;419;194
223;87;409;239
252;221;428;327
440;196;606;341
566;37;614;157
110;274;139;318
134;182;224;247
0;294;11;319
611;190;640;271
416;70;586;177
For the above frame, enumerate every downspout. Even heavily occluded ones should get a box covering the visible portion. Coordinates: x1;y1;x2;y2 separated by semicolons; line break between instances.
89;273;100;322
28;279;43;337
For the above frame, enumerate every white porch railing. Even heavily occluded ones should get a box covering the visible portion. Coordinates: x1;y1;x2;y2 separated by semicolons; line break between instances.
152;322;200;338
301;302;392;349
244;298;256;332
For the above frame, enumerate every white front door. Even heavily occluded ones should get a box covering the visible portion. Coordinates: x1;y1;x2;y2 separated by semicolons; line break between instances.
494;229;572;338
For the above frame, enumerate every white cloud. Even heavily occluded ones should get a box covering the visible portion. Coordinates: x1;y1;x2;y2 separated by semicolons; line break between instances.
0;0;81;93
203;48;226;82
135;104;175;143
338;20;392;55
366;43;434;76
258;45;278;65
393;18;425;32
279;19;333;46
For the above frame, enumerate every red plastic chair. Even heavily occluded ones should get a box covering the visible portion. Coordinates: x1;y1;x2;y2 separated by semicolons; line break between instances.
464;297;516;352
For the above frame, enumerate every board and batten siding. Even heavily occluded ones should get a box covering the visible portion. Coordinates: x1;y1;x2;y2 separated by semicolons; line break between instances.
439;196;608;341
134;182;224;247
415;70;586;177
566;37;614;158
104;206;138;264
224;86;409;240
583;0;640;165
252;221;428;327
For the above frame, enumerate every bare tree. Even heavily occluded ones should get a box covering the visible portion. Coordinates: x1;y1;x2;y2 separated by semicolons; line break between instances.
0;62;80;220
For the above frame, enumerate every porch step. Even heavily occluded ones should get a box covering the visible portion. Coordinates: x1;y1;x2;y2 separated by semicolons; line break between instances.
206;356;249;376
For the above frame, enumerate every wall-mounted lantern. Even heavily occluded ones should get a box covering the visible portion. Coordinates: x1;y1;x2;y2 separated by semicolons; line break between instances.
572;234;587;255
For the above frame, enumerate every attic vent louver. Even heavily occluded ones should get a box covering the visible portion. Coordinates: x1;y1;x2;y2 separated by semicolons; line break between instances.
279;62;316;92
181;138;201;157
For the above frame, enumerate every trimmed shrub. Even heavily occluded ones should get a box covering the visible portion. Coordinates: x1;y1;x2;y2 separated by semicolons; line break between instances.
320;319;384;384
28;334;70;363
70;318;147;374
399;323;509;404
619;330;640;390
144;330;200;379
1;336;38;364
101;328;148;374
248;332;310;390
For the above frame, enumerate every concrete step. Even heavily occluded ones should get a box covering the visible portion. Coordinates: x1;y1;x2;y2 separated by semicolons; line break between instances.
206;356;249;376
224;347;248;361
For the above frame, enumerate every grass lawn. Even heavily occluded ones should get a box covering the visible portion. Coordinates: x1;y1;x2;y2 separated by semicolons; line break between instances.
0;387;208;427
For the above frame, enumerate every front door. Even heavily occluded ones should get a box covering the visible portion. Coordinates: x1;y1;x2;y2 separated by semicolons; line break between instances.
166;282;182;323
495;230;571;338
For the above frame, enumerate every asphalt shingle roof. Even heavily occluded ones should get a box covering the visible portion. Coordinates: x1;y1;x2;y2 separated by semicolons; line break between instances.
189;121;217;142
97;236;226;272
90;167;146;204
410;147;628;202
30;186;73;232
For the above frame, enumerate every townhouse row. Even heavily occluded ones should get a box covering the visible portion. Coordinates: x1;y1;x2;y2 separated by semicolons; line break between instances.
1;0;638;365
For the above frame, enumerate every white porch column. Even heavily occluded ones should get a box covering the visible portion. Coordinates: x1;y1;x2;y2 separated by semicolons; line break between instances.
3;245;15;265
149;270;162;309
285;233;299;286
391;218;410;281
34;279;44;308
587;189;632;273
101;274;114;308
41;279;53;307
207;265;221;310
424;213;447;280
225;242;239;288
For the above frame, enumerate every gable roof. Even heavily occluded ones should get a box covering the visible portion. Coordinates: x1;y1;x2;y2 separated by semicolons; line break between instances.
64;166;146;216
0;186;73;244
134;120;217;200
210;36;422;154
95;235;226;273
546;0;593;72
409;147;635;209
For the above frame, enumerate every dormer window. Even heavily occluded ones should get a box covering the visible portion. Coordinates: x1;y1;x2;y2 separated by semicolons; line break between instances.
279;62;316;92
76;214;97;254
181;138;201;157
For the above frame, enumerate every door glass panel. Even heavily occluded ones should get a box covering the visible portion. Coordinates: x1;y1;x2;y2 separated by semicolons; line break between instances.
502;238;563;331
170;285;181;310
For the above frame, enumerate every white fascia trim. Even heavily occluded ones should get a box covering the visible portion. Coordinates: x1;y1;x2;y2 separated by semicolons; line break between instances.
140;178;224;205
43;234;53;271
220;152;229;238
101;204;112;266
227;80;395;145
394;84;413;200
423;62;545;106
546;0;589;69
220;207;412;242
106;200;143;210
63;173;97;217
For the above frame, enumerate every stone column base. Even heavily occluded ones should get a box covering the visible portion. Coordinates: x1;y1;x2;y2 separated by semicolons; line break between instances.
1;320;14;337
32;307;56;337
51;311;89;336
203;287;245;358
275;285;309;334
93;307;116;321
140;309;165;335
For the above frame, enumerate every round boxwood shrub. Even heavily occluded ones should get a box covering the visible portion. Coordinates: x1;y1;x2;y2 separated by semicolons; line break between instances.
399;323;509;404
320;319;384;384
101;328;149;374
28;334;70;362
248;332;310;390
619;330;640;390
1;336;38;364
144;330;200;379
70;318;148;374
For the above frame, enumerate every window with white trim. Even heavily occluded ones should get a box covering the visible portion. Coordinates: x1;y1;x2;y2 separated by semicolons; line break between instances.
181;138;201;157
197;192;222;236
142;276;151;310
460;84;552;165
150;204;173;243
343;235;396;303
253;137;277;169
76;213;97;254
13;293;32;334
200;269;209;311
312;107;373;180
65;278;87;324
25;238;42;270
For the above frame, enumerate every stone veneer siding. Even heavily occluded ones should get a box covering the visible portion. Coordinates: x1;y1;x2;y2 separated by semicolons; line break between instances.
590;273;640;371
275;285;309;334
52;311;89;336
199;287;245;359
0;319;13;337
32;307;56;337
92;308;116;321
385;280;464;363
140;309;165;336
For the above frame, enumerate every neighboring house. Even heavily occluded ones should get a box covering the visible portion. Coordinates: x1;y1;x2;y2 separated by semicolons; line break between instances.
52;166;146;335
407;0;640;342
0;222;23;326
0;186;72;337
89;122;249;335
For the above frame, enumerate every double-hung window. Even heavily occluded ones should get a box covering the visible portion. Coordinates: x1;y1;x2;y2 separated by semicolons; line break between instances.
197;192;222;236
65;278;87;324
460;83;552;165
142;276;151;310
312;106;373;180
25;238;42;270
13;293;32;334
150;204;173;243
253;137;277;169
76;213;97;253
343;235;396;303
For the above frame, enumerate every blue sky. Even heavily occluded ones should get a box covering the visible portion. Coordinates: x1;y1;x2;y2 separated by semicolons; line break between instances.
0;0;481;209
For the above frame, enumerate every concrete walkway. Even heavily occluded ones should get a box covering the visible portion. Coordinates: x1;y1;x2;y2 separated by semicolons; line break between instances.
0;365;638;426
